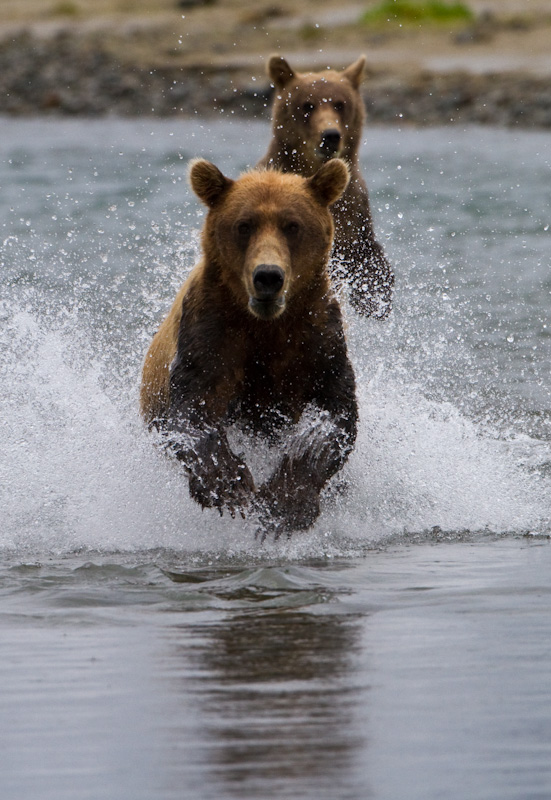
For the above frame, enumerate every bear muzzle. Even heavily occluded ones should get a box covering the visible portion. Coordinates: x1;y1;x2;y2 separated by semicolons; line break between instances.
318;128;343;161
248;264;286;320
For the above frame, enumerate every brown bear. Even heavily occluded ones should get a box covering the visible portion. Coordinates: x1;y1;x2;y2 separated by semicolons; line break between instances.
257;54;394;319
140;158;358;536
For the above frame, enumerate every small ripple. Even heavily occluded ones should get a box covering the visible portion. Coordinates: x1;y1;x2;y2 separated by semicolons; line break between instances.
160;564;342;612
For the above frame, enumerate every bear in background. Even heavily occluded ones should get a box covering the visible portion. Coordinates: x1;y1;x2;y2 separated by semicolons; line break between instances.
140;158;358;537
258;54;394;319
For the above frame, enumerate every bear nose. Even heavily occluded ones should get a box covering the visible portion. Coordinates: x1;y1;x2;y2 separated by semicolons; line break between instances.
252;265;285;300
321;129;341;151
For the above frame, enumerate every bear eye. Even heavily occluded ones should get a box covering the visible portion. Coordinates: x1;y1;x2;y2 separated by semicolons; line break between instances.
284;221;300;237
237;221;252;238
334;100;345;113
302;101;315;116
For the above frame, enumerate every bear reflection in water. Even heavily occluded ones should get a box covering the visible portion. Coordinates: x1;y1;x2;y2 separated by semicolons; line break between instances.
259;54;394;319
140;159;358;537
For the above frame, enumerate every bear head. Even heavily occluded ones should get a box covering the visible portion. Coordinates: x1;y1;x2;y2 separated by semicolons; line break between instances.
189;159;350;320
267;55;367;173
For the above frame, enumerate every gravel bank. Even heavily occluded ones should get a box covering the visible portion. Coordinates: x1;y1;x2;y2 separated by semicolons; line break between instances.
1;29;551;127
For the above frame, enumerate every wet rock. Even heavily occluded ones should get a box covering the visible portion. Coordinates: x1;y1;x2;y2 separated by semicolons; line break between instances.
454;11;498;45
177;0;216;8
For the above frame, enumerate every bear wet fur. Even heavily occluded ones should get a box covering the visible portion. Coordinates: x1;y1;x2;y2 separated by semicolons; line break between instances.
257;55;394;319
140;159;358;536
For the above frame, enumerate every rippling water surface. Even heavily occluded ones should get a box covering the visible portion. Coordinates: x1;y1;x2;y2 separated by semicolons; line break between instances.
1;118;550;799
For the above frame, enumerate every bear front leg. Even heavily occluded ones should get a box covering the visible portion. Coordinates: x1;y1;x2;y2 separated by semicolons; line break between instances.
254;410;356;538
168;421;256;517
348;239;394;319
167;315;255;517
332;189;394;319
333;237;394;320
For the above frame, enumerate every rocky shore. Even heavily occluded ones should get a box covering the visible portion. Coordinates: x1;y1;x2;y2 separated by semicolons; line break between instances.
1;2;551;128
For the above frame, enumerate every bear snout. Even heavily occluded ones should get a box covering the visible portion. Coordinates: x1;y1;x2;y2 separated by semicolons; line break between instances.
317;128;342;161
321;129;341;149
248;264;286;319
252;264;285;300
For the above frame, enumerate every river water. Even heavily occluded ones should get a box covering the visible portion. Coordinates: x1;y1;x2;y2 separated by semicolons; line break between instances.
1;117;550;799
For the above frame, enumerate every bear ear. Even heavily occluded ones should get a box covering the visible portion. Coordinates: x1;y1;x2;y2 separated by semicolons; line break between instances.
189;159;233;208
307;159;350;207
341;55;367;90
267;55;296;89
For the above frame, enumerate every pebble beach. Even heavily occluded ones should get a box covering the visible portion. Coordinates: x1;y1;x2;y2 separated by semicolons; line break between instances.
1;0;551;126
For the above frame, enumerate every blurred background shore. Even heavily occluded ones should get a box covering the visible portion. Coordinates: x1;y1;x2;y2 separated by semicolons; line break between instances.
1;0;551;125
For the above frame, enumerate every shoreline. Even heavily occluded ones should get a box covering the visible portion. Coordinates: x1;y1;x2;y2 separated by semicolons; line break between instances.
1;2;551;128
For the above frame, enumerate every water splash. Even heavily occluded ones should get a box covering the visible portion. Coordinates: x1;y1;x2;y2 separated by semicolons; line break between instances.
1;289;549;561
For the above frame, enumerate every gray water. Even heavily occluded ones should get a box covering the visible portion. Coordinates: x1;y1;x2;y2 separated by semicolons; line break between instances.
1;117;551;799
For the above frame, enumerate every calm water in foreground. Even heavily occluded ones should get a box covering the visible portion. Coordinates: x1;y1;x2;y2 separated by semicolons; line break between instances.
1;118;550;799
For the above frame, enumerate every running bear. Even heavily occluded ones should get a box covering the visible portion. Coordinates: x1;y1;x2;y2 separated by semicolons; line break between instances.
140;159;358;536
258;54;394;319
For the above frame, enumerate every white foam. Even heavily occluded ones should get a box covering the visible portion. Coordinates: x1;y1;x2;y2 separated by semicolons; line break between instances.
1;297;549;560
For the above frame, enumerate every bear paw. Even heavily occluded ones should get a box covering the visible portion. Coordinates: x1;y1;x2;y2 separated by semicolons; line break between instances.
188;457;255;518
252;482;321;540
